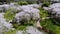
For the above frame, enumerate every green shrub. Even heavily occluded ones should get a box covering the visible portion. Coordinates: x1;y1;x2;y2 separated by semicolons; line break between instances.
17;1;37;5
17;1;28;5
43;1;51;7
27;2;36;4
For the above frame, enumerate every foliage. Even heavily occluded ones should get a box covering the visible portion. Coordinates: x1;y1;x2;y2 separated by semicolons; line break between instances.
40;7;60;34
13;20;34;30
27;1;36;4
4;30;17;34
39;7;49;18
4;9;17;21
17;1;37;5
43;0;51;7
3;1;60;34
41;18;60;34
17;1;28;5
4;20;34;34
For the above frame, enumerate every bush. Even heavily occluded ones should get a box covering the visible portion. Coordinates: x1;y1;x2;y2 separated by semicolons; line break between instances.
17;1;37;5
43;1;51;7
17;1;28;5
27;1;36;4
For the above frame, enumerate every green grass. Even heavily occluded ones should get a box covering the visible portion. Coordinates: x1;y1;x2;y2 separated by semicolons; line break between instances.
13;20;34;30
4;30;17;34
43;1;51;7
17;1;37;5
4;2;60;34
4;20;34;34
3;8;35;34
41;18;60;34
13;24;27;30
4;24;27;34
40;8;60;34
4;9;17;21
17;1;28;5
27;1;36;4
39;7;49;18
